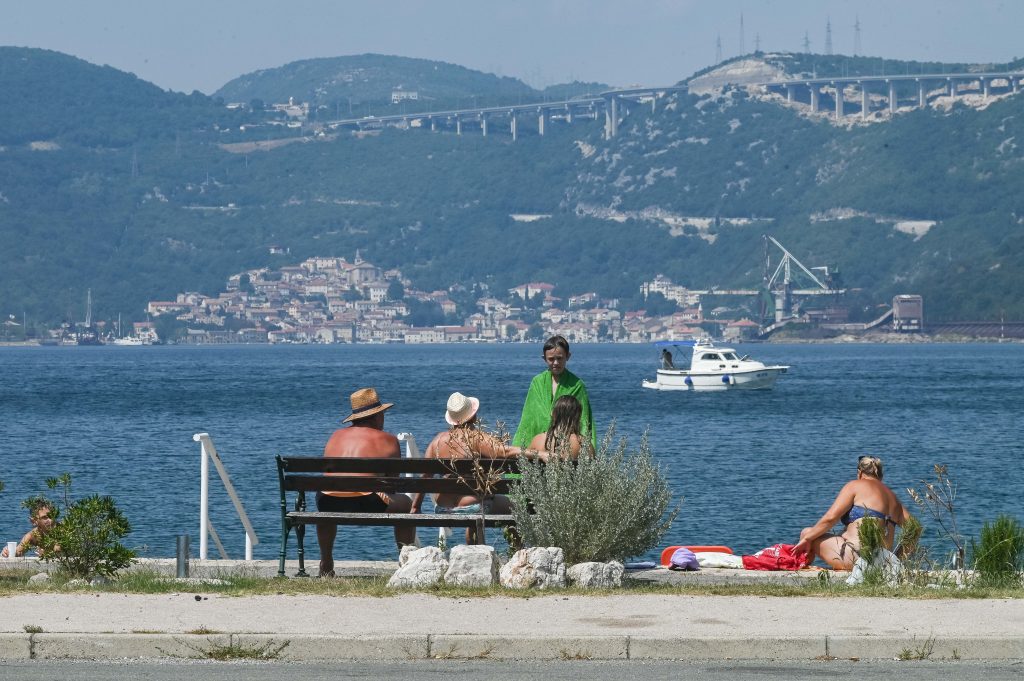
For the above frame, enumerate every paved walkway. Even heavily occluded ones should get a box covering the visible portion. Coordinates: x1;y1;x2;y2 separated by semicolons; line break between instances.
0;559;1021;662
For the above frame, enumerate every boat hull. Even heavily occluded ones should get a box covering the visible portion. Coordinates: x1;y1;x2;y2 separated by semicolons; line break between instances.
642;366;787;391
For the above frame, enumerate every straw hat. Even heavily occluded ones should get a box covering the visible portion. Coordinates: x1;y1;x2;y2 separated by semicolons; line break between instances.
343;387;393;423
445;392;480;426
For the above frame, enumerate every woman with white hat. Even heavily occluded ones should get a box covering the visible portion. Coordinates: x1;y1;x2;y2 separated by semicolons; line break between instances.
411;392;526;543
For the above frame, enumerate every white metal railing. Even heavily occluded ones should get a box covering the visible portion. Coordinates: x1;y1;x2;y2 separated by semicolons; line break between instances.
192;433;259;560
396;432;426;547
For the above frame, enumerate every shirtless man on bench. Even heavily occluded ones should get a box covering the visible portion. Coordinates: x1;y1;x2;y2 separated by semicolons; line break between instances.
317;387;414;577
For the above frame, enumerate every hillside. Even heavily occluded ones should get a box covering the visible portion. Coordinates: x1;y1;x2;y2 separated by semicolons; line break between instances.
1;47;1023;328
214;54;538;113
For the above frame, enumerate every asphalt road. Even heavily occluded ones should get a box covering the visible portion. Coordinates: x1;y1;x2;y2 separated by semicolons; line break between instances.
1;660;1023;681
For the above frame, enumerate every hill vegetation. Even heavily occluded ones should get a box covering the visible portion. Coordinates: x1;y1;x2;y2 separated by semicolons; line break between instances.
1;46;1022;328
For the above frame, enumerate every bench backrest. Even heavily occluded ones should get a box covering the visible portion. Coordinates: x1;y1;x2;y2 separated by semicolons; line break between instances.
276;455;522;496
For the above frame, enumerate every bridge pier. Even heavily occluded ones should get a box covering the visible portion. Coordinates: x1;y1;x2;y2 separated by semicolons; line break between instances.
809;85;820;113
918;80;926;108
565;106;573;124
834;83;844;119
430;117;436;132
861;82;869;119
982;77;990;99
785;84;795;102
605;96;619;138
1014;77;1020;94
538;109;547;136
888;80;897;114
510;114;517;141
947;78;956;97
456;115;462;136
481;114;488;137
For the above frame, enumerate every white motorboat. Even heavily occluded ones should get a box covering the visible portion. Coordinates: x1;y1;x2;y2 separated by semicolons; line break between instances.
642;339;789;391
111;336;146;346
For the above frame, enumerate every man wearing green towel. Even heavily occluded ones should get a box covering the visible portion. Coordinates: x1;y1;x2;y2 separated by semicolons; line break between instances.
512;335;596;450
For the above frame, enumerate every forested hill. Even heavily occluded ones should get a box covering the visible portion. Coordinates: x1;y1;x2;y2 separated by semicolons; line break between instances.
1;46;1023;326
215;53;568;111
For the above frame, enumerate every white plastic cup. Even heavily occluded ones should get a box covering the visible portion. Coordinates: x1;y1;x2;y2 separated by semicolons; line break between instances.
6;541;17;558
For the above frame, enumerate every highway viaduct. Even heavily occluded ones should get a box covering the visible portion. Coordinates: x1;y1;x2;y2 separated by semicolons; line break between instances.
317;71;1022;140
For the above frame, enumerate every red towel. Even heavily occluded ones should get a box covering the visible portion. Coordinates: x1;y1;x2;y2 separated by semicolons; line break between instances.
742;543;811;571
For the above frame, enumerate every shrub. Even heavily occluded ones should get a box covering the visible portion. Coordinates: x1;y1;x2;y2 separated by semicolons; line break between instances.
509;426;679;565
971;514;1024;588
856;517;886;585
30;473;136;579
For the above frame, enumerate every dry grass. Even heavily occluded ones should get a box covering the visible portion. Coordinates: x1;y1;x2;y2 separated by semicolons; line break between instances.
1;566;1021;599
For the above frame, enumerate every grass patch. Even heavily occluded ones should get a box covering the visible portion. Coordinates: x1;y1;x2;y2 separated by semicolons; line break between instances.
179;637;289;661
23;625;42;634
1;567;1022;599
897;635;936;661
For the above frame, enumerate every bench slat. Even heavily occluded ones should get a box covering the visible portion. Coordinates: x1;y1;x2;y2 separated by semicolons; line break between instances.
286;511;516;528
283;477;515;495
279;456;521;475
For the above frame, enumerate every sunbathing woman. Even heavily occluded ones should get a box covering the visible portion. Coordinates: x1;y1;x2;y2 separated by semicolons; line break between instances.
529;395;584;460
794;455;911;570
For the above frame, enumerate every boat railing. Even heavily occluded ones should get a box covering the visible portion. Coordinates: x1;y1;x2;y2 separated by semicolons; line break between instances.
192;432;259;560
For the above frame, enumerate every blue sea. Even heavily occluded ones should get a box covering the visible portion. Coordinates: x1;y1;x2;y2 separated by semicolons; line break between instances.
1;342;1021;563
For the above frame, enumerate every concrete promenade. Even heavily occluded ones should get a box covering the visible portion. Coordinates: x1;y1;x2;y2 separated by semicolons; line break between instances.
0;559;1022;662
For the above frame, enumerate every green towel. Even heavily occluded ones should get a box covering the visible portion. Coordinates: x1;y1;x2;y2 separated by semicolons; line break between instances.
512;369;595;449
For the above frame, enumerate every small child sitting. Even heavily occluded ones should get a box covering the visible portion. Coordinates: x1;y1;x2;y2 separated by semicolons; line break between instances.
1;500;55;557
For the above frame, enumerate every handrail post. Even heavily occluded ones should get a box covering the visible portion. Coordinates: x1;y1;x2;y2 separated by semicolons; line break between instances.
196;432;210;559
193;432;259;561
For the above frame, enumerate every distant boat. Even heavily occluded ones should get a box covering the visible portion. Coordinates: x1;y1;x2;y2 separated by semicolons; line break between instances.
642;339;789;391
111;336;145;346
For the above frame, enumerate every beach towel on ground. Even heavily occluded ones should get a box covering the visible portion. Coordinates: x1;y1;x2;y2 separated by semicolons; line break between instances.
741;543;811;571
695;552;744;569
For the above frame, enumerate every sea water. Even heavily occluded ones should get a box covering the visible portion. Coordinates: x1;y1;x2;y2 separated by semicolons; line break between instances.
0;342;1021;562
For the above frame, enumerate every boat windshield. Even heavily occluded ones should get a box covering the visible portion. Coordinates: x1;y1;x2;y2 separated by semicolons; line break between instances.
699;353;721;361
721;352;739;360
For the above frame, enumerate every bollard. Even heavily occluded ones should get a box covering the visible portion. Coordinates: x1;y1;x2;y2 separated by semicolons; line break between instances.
176;535;190;578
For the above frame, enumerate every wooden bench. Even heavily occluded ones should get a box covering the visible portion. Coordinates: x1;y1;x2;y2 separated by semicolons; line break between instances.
276;455;520;577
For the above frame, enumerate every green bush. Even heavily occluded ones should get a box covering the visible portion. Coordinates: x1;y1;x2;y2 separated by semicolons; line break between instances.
971;515;1024;588
30;473;136;579
509;427;679;564
856;517;886;585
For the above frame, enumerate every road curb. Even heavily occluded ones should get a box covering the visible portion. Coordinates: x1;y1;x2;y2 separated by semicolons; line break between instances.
2;633;1022;661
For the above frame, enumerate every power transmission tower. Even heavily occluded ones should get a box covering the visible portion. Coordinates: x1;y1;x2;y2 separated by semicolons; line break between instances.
854;16;862;56
802;31;811;53
825;17;833;56
739;12;745;55
716;34;723;63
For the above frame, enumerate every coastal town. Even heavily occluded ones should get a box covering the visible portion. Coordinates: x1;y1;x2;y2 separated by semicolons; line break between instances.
140;253;761;345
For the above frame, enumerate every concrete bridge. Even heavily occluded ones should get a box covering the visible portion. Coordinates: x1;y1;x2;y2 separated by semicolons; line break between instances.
322;86;688;139
317;71;1022;141
757;71;1023;120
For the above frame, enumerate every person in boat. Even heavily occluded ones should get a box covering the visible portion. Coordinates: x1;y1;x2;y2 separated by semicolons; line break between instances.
793;455;911;570
1;499;56;557
661;348;675;369
512;335;595;449
528;395;584;460
411;392;527;544
316;387;415;577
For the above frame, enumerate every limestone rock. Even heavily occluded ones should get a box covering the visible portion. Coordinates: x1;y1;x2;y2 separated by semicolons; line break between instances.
499;547;566;589
444;545;499;587
388;546;448;588
567;561;624;588
28;573;50;584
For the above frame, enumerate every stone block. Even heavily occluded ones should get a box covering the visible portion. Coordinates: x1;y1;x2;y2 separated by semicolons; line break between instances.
567;561;624;588
500;547;566;589
444;545;499;587
388;546;448;588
